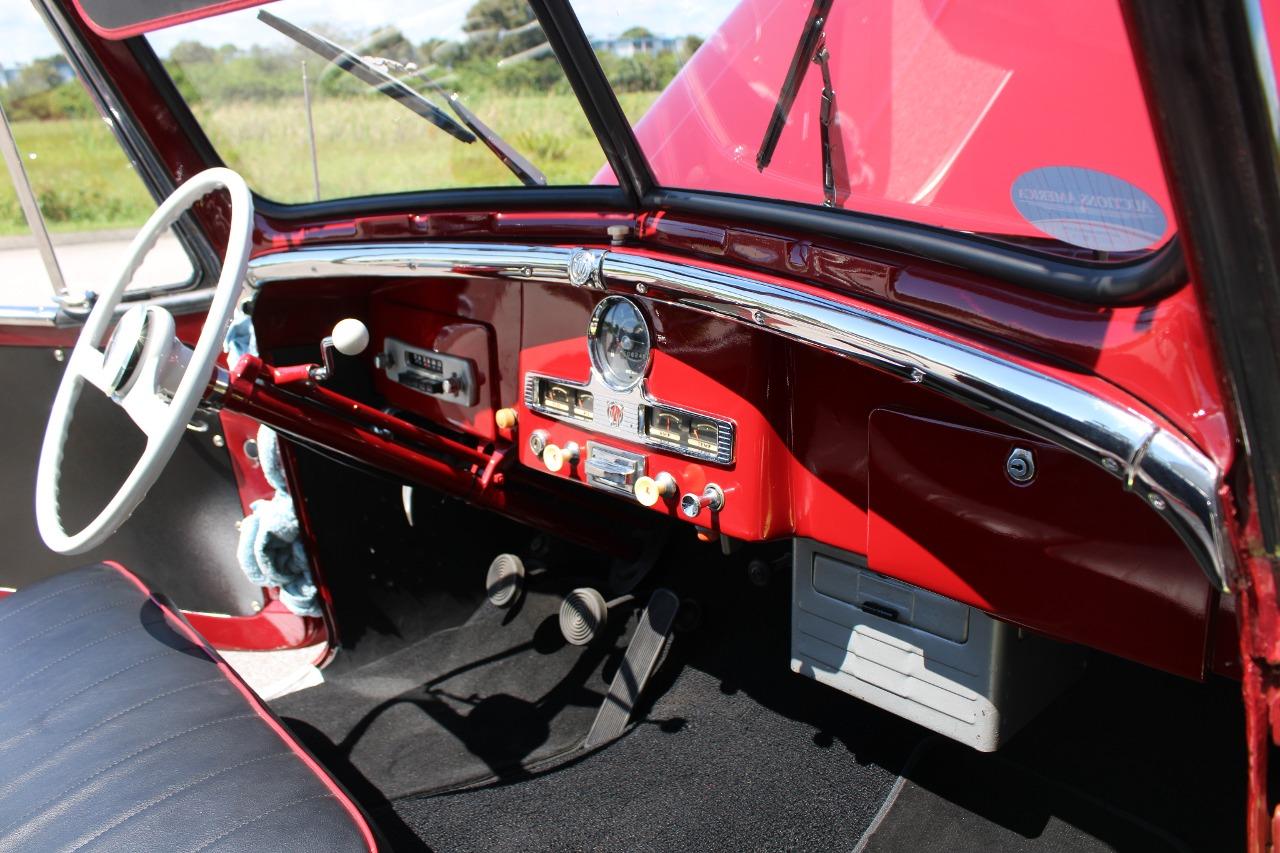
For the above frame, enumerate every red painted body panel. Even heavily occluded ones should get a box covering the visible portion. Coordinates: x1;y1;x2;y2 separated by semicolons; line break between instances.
622;0;1172;246
219;409;273;512
865;410;1210;677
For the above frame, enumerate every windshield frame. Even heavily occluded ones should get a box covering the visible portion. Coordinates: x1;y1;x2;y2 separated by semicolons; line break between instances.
54;0;1185;305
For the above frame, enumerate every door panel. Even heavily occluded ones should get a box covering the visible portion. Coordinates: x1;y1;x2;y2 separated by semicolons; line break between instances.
0;345;262;615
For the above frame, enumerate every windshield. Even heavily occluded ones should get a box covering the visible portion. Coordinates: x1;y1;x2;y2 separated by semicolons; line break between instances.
573;0;1176;259
149;0;614;203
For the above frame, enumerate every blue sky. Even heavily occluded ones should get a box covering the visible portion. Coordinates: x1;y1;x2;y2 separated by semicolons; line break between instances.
0;0;734;67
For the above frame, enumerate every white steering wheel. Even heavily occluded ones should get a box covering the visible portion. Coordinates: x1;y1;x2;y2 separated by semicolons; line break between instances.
36;168;253;555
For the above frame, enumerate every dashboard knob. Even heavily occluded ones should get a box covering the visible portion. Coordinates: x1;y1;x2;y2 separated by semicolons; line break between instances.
528;429;549;457
542;441;579;473
679;483;725;519
495;408;518;430
330;318;370;356
634;472;677;507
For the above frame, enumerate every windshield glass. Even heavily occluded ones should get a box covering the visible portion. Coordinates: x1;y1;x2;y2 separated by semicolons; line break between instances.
149;0;614;203
572;0;1176;259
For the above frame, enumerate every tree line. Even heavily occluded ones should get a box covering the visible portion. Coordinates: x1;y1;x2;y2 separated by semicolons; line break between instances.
2;0;702;122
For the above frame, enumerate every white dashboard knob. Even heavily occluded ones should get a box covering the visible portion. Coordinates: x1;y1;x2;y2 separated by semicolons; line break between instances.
542;442;579;473
634;472;677;507
331;318;370;356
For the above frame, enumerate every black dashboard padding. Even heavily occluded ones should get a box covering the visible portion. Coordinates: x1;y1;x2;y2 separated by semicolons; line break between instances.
0;563;376;852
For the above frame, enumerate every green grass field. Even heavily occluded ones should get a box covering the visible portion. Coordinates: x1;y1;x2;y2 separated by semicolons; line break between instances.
0;91;659;236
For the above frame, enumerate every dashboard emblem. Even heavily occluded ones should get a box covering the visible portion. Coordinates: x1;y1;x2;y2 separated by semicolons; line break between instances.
567;248;600;288
607;402;624;426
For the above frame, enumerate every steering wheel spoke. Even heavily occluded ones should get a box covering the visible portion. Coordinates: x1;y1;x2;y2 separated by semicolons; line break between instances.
35;168;253;555
66;344;113;395
118;383;172;441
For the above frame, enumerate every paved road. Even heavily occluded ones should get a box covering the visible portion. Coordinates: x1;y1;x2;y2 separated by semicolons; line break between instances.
0;230;193;307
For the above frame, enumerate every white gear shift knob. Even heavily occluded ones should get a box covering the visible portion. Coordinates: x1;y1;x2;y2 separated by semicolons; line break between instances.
331;318;369;356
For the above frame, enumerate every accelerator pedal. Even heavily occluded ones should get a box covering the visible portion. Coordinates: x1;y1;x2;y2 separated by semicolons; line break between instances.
583;588;680;749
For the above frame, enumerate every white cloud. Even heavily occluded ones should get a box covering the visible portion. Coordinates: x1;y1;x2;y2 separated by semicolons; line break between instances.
0;4;63;67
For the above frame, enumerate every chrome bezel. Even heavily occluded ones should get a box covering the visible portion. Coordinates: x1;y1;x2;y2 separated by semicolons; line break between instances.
524;371;736;466
587;295;651;392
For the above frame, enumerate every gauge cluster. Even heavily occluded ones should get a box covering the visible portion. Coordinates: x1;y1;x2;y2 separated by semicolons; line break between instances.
523;296;735;466
536;379;594;423
645;406;731;456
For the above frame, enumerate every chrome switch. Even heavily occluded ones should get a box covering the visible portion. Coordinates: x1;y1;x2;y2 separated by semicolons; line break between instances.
582;442;645;496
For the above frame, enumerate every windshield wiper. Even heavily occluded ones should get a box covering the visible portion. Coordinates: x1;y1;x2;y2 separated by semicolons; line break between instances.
756;0;838;205
418;79;548;186
260;11;548;187
259;10;474;143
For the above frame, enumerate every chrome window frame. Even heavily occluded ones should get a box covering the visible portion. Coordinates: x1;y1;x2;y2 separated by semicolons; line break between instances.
0;0;220;327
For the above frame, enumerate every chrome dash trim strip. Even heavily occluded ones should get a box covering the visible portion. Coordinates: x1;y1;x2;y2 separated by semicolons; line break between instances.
247;243;574;288
246;242;1233;591
0;303;60;326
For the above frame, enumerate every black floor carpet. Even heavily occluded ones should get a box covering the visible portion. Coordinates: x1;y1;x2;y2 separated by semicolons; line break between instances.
276;580;633;800
375;573;1245;853
386;579;921;853
859;738;1189;853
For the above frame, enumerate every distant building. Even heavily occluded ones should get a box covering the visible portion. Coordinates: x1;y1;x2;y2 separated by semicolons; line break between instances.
592;34;685;58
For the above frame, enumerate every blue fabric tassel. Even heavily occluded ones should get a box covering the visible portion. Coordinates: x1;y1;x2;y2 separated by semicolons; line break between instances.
226;311;320;617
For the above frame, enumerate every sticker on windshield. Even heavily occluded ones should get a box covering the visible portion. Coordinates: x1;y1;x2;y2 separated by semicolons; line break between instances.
1011;167;1167;252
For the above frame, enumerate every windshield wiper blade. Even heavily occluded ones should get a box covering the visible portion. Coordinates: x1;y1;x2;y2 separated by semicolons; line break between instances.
258;10;475;144
421;81;547;186
756;0;834;172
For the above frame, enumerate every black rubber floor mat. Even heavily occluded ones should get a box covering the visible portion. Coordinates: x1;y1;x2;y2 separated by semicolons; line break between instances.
857;738;1189;853
273;580;631;800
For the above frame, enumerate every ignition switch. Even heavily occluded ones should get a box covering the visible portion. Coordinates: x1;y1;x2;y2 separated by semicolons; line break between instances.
1006;447;1036;484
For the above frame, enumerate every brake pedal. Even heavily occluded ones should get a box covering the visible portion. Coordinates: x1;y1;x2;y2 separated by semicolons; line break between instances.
583;588;680;749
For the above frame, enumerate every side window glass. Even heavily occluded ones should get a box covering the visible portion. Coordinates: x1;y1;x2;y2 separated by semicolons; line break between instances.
0;4;195;309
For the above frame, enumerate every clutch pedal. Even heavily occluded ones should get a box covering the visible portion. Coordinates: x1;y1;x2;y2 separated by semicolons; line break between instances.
583;588;680;749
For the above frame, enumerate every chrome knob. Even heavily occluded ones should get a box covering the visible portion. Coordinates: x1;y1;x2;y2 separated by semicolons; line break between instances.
680;483;725;518
634;472;677;507
542;441;579;473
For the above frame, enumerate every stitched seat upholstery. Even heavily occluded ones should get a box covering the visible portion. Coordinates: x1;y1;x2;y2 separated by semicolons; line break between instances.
0;563;376;852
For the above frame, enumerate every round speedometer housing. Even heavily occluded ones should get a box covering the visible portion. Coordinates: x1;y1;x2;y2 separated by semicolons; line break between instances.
588;296;651;391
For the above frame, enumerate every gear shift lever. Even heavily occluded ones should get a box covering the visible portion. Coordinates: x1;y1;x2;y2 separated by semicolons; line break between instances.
309;318;369;381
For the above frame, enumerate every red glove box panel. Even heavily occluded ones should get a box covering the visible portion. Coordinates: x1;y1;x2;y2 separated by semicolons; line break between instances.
866;409;1211;678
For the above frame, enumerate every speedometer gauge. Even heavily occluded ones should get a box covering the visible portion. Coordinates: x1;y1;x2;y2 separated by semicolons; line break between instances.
588;296;651;390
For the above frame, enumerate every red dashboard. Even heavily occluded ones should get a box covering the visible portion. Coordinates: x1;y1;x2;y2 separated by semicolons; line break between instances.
248;258;1214;680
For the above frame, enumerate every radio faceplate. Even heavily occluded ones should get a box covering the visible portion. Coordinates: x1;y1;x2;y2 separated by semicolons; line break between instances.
383;337;479;406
